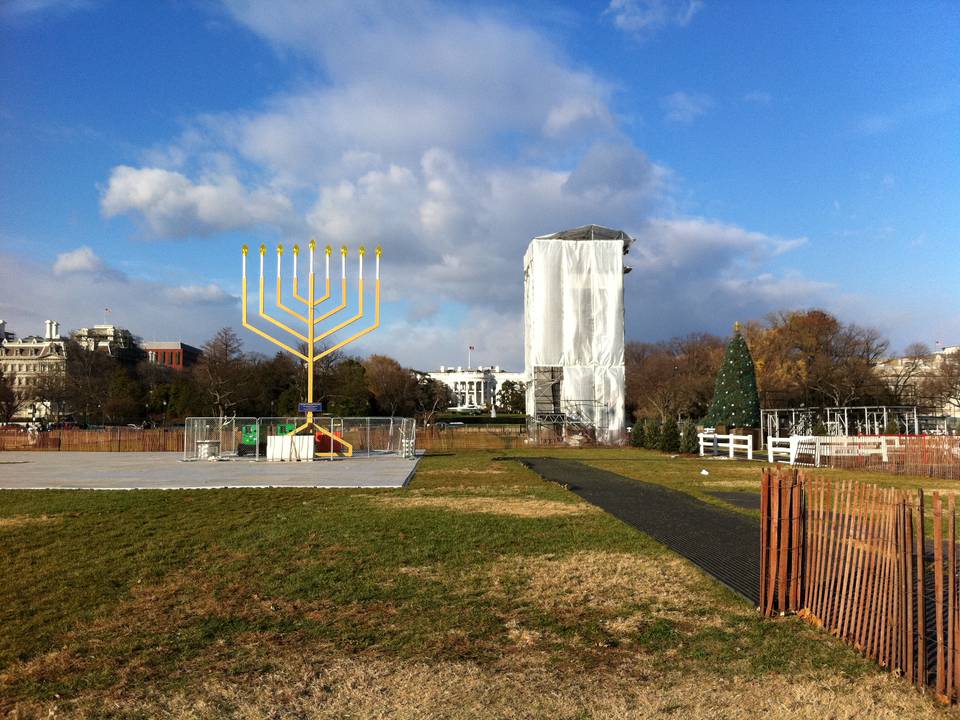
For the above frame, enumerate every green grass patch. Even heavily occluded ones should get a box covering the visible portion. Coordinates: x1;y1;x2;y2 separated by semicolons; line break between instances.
0;449;945;717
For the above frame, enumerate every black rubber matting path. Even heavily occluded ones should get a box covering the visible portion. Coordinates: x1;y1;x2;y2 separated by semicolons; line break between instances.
514;457;760;604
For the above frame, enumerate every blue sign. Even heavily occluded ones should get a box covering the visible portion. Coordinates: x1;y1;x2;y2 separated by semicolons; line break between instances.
298;402;324;413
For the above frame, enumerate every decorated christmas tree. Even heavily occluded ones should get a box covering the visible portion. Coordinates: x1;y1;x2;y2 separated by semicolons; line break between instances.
705;324;760;428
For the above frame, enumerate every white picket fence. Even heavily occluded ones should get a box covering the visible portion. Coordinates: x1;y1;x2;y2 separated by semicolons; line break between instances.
698;432;754;460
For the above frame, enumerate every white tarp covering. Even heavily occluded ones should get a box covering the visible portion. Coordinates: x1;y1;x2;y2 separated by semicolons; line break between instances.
523;225;629;444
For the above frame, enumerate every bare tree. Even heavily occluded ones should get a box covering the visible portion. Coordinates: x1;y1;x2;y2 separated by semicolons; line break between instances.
194;328;245;418
416;374;455;425
926;352;960;414
881;342;933;404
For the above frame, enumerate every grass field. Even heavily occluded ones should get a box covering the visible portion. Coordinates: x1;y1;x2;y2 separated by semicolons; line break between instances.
0;449;955;718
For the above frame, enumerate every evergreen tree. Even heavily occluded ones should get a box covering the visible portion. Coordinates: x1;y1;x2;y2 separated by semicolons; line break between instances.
659;419;681;452
630;419;645;447
679;419;699;454
643;418;661;449
705;328;760;428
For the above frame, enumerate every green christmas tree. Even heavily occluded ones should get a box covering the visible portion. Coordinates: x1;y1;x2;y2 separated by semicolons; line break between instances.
705;326;760;429
630;419;645;448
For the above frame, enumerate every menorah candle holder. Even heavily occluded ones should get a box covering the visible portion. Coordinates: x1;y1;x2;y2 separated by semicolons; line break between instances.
241;240;381;457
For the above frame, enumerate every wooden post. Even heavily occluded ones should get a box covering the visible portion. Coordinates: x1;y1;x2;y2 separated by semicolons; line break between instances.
917;489;927;690
948;495;957;699
778;468;791;612
803;472;814;610
790;474;802;611
905;498;915;684
934;492;946;697
766;469;780;616
760;468;769;612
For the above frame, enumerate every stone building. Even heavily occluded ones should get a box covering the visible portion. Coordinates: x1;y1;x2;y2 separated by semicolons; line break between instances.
73;324;138;356
0;320;68;421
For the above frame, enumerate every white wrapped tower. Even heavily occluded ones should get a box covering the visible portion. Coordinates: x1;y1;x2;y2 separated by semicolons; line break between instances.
523;225;630;444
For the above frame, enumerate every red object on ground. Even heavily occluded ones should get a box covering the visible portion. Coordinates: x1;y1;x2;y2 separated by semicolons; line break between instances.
315;430;344;453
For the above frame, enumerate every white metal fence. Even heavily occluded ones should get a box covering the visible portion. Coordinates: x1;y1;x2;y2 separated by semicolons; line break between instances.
183;417;257;461
698;432;754;460
769;435;895;467
183;416;417;461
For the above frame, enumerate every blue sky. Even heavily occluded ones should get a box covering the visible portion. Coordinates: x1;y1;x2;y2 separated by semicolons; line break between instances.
1;0;958;370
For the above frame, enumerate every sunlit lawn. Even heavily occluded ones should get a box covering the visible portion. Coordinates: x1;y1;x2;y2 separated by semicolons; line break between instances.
0;450;952;718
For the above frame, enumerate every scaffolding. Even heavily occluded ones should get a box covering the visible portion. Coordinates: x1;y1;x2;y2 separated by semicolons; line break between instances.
761;406;922;441
522;225;629;445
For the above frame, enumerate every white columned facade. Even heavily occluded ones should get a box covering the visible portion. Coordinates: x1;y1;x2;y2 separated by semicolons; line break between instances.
426;365;526;411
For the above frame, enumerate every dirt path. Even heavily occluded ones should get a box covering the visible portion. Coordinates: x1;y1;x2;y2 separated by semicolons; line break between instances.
514;457;761;604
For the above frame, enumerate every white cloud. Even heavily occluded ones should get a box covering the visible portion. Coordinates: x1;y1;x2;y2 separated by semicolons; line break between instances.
52;245;126;281
212;2;614;185
54;246;101;275
100;166;295;238
77;1;855;367
0;251;237;347
623;219;826;340
661;91;713;124
163;283;233;306
605;0;703;37
0;0;94;21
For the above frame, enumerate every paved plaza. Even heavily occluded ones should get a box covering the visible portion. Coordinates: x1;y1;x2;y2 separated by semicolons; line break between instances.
0;452;421;490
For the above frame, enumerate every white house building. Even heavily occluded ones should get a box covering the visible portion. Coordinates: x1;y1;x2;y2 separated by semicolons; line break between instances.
427;365;525;410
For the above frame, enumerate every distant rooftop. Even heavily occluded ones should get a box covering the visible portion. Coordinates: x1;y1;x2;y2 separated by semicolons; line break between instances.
142;341;201;351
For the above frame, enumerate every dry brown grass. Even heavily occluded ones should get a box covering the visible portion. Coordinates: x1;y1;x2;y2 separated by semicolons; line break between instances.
15;656;952;720
0;514;62;528
373;495;597;518
416;468;509;475
488;551;731;635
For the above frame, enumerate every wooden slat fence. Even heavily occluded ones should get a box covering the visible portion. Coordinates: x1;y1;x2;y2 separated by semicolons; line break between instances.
0;428;184;452
416;425;531;451
2;425;534;452
797;435;960;481
761;467;960;702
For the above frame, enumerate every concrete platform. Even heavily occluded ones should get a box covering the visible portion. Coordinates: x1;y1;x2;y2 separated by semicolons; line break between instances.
0;452;421;490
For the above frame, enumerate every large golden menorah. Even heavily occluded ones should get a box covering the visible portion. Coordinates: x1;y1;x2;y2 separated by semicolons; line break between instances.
241;241;381;457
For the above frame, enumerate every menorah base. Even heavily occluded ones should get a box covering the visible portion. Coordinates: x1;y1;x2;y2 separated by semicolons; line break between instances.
288;420;354;458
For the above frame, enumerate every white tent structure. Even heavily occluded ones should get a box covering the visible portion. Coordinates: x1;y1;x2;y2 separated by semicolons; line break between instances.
523;225;631;444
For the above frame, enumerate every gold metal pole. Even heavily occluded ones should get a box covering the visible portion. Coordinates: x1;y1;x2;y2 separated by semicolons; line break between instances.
307;239;316;428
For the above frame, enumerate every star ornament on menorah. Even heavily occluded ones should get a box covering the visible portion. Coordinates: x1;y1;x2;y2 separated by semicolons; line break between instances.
240;240;381;456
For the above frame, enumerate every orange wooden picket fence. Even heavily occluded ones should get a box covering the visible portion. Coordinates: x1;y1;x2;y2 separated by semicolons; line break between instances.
761;467;960;702
812;435;960;481
0;428;185;452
